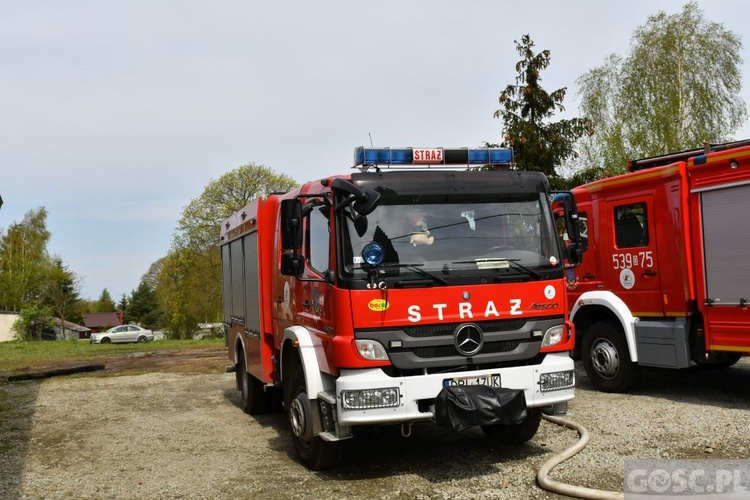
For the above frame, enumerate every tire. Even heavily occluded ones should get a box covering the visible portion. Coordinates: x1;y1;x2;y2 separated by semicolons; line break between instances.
696;352;742;370
238;350;268;415
581;320;640;393
481;408;542;445
137;336;147;343
235;360;243;392
101;337;111;344
284;358;343;470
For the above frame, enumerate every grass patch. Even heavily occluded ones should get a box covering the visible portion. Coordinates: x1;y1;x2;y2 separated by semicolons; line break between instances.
0;338;226;374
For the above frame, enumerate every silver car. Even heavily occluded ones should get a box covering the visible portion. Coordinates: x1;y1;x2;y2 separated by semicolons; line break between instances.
89;325;154;344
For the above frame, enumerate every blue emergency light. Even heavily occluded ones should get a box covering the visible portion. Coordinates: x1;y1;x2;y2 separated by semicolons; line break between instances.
353;146;513;167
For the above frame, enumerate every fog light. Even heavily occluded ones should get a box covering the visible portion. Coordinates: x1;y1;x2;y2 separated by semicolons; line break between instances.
539;370;575;392
541;325;564;348
355;339;388;360
341;388;400;410
318;400;336;432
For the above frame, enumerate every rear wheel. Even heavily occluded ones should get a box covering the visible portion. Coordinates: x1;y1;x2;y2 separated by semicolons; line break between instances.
284;358;343;470
137;336;147;343
582;321;640;393
481;408;542;445
238;350;268;415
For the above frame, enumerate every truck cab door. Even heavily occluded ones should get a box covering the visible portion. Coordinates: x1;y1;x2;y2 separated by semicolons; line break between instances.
603;197;664;316
294;203;336;340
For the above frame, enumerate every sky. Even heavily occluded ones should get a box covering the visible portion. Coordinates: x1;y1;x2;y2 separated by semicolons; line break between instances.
2;0;750;301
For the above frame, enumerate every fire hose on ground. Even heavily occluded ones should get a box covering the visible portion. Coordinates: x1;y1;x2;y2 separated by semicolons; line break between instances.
537;413;624;500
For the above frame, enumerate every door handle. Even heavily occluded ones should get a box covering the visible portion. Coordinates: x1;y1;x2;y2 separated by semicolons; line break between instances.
582;273;596;280
642;270;657;277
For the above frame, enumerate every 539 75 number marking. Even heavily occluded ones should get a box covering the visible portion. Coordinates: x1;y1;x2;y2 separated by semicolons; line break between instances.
612;251;653;270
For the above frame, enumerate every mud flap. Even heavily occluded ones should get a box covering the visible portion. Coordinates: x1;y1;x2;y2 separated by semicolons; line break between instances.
434;386;527;431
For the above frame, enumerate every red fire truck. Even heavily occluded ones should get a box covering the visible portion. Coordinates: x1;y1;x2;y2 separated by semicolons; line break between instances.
564;141;750;393
221;146;582;469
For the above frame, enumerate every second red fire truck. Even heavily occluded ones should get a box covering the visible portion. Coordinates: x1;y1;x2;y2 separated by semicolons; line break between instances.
563;141;750;392
221;146;582;469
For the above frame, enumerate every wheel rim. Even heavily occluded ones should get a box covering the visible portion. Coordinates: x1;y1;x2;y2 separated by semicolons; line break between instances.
289;397;308;440
591;338;620;379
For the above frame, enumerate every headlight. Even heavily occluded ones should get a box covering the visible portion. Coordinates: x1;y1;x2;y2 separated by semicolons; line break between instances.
539;370;575;392
541;325;564;348
355;339;388;360
341;388;400;410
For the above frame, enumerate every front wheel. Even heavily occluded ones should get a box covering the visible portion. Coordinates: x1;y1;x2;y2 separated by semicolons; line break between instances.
137;336;147;343
100;337;111;344
581;321;640;393
481;408;541;445
284;359;343;470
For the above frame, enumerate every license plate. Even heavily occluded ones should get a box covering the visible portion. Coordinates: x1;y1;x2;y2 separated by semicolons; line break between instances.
443;374;501;387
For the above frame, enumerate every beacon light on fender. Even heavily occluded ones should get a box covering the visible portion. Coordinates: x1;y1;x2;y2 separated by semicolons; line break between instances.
353;147;513;167
355;339;389;360
341;387;400;410
539;370;575;392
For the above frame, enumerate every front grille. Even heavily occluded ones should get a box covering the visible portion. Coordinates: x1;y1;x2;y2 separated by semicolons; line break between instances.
403;319;526;338
356;316;562;370
411;339;521;358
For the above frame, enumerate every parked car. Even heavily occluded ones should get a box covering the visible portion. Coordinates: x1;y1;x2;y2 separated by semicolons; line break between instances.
89;325;154;344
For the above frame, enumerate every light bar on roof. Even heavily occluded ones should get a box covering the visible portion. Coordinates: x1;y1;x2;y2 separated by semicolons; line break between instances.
353;147;513;167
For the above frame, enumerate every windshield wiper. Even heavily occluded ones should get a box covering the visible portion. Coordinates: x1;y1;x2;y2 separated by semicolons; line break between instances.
378;263;449;285
452;258;543;280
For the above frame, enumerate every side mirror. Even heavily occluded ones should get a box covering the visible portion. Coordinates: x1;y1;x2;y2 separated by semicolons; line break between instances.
280;253;305;276
352;187;381;216
324;269;335;284
280;199;303;250
330;178;381;216
565;243;582;266
562;195;579;245
552;192;582;267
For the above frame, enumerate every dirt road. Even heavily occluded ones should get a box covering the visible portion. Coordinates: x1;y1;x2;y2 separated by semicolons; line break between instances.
1;356;749;499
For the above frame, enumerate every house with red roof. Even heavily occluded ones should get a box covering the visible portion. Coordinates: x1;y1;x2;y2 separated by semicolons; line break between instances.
83;312;124;337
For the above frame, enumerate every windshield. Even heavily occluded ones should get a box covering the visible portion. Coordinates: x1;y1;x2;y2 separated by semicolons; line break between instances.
340;192;562;283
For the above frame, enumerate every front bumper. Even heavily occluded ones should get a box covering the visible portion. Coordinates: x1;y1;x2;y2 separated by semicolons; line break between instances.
333;352;574;426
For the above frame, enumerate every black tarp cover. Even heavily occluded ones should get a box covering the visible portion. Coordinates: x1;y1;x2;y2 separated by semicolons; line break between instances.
435;386;527;431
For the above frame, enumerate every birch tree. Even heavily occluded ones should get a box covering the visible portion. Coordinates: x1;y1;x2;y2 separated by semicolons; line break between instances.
0;207;51;311
577;1;746;173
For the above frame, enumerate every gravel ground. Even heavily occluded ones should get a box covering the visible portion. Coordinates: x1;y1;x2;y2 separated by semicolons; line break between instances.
1;359;749;499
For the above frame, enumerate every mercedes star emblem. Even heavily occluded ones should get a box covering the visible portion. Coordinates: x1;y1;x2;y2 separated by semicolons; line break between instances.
454;323;483;356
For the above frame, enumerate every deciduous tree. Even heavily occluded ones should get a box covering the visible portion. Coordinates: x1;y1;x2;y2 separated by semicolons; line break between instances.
157;162;297;335
577;1;746;173
13;304;55;341
0;207;51;311
174;163;297;253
